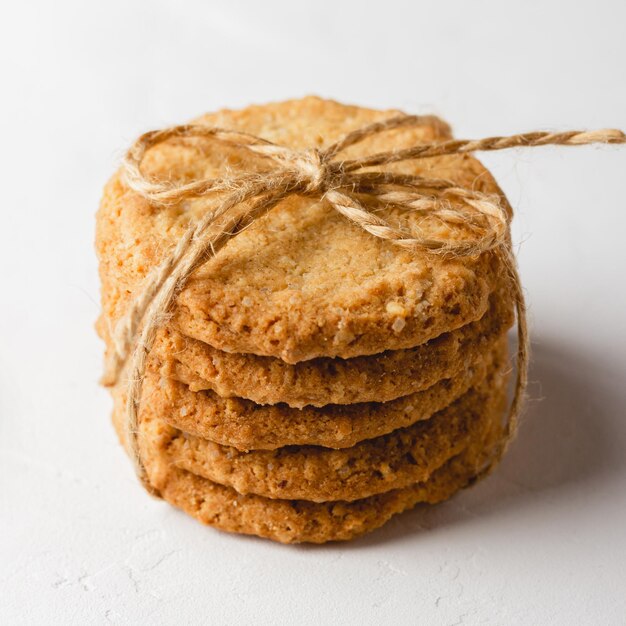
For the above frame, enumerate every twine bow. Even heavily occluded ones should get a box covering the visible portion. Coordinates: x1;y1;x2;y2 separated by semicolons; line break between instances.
104;114;626;497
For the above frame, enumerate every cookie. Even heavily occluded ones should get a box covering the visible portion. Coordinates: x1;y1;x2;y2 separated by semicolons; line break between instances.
96;97;510;364
111;386;504;543
151;337;506;451
152;283;513;408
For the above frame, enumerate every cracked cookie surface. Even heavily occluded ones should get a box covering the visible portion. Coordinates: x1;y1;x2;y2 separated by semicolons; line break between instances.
96;97;509;364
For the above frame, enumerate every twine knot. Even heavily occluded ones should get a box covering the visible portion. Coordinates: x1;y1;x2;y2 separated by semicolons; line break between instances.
296;148;330;194
107;114;625;497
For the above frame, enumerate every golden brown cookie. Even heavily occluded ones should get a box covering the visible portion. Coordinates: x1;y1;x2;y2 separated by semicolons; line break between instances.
151;337;506;451
96;97;510;364
111;386;505;543
152;284;513;408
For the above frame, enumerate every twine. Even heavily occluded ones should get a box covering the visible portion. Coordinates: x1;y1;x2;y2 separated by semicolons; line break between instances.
104;114;626;497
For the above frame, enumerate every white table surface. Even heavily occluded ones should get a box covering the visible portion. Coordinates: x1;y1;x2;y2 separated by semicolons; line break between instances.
2;1;626;624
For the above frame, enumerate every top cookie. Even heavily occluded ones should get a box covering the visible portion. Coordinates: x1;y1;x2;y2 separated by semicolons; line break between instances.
97;97;507;362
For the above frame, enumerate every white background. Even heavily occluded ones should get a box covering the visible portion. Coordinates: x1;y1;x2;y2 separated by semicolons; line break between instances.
1;1;625;624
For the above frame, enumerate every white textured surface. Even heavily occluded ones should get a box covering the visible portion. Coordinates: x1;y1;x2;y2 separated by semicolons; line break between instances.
1;1;626;624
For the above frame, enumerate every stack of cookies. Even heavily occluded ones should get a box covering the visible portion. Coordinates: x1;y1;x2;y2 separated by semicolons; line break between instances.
97;97;515;543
